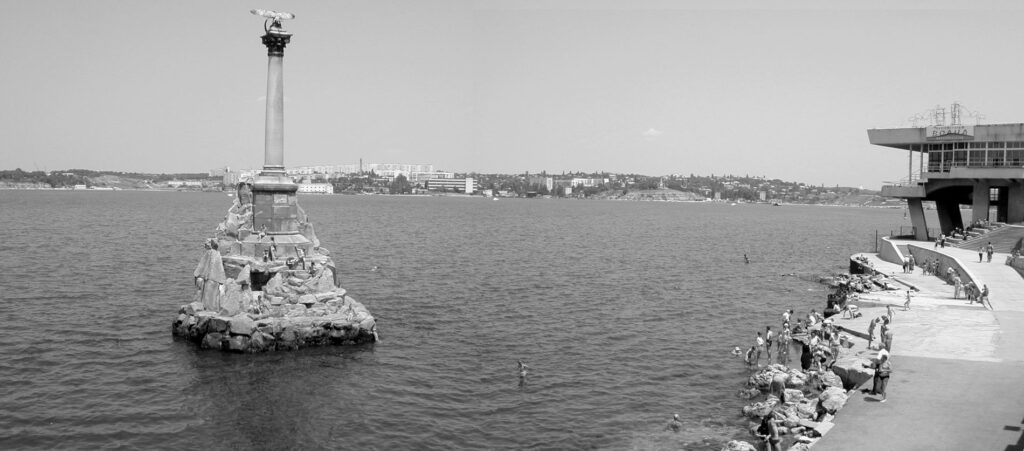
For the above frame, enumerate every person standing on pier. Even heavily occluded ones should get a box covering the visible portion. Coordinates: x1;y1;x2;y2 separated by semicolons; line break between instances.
867;316;879;349
765;326;775;363
904;290;912;311
864;352;892;402
908;254;916;272
987;242;995;262
953;273;962;299
981;284;991;308
881;317;894;351
979;246;985;263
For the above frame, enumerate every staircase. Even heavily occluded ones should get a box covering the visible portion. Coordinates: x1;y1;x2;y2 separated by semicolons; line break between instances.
952;224;1024;254
943;223;1002;247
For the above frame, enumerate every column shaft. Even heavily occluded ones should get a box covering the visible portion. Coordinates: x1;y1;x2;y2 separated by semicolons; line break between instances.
907;198;928;240
264;54;285;173
972;182;990;224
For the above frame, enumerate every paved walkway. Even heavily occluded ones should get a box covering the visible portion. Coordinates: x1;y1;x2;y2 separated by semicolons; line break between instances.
813;243;1024;451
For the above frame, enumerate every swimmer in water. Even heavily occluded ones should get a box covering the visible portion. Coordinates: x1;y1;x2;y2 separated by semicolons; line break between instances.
744;254;750;264
666;414;683;432
731;346;742;356
517;359;530;378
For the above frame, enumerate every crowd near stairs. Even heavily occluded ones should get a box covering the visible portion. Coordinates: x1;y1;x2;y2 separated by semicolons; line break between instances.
948;223;1024;254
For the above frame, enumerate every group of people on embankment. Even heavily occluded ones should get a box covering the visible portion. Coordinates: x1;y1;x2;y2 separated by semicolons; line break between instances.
738;309;845;374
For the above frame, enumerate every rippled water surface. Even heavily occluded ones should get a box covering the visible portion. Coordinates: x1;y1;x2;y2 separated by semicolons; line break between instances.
0;191;908;450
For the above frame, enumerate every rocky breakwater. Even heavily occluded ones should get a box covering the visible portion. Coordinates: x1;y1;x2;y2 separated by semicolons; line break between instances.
723;364;852;451
171;189;378;352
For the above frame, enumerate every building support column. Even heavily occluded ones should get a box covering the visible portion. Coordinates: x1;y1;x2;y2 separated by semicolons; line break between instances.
972;181;990;224
907;198;928;240
1008;182;1024;224
935;199;963;235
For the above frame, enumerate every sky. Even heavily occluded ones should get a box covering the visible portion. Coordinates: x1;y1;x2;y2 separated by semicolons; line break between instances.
3;0;1024;188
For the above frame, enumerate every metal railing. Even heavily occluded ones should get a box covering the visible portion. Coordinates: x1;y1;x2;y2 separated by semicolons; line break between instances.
882;171;922;187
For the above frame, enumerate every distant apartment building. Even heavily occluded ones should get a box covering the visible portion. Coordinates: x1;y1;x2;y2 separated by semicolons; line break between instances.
426;177;477;193
224;169;258;186
571;177;607;187
287;163;436;177
166;180;203;188
527;175;554;191
297;183;334;194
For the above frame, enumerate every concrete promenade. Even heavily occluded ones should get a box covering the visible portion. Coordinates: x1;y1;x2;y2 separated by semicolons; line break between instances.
814;242;1024;451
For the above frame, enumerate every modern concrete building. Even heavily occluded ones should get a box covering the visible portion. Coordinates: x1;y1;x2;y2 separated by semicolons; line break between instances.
869;123;1024;240
426;177;477;193
297;183;334;194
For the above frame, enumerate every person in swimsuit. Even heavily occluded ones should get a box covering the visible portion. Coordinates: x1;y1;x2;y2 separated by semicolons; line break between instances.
666;414;683;432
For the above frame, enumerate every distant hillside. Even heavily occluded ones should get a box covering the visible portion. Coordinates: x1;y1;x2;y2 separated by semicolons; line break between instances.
595;188;705;201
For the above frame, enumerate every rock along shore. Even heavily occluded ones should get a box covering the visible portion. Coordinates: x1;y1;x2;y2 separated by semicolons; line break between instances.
721;270;915;451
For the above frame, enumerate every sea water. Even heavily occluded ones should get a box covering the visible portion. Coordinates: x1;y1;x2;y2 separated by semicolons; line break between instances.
0;191;910;450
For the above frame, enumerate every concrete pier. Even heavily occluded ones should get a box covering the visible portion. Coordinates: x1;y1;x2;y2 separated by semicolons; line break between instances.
814;245;1024;450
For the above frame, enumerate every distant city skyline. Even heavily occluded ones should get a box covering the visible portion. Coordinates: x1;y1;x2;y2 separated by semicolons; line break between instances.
4;1;1024;189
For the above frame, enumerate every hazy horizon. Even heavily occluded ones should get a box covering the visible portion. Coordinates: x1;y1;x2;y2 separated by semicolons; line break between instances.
4;0;1024;189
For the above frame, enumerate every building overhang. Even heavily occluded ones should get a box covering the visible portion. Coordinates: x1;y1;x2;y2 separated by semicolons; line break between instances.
867;123;1024;151
922;167;1024;182
880;185;926;198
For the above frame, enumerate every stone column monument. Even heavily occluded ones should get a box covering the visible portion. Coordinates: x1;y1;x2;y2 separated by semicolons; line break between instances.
245;10;311;261
172;11;378;352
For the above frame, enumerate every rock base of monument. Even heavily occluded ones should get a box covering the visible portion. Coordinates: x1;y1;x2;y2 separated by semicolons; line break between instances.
172;294;377;352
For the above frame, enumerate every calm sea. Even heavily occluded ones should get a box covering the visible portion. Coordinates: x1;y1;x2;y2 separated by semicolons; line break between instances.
0;191;909;450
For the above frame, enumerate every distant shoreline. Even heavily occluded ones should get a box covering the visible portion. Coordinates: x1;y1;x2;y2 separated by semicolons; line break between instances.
0;186;905;208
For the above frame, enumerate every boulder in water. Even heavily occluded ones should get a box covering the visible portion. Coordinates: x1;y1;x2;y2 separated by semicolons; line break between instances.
720;440;757;451
737;387;761;399
201;332;224;350
228;314;255;336
226;335;249;352
207;316;229;333
742;397;779;418
183;301;205;315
